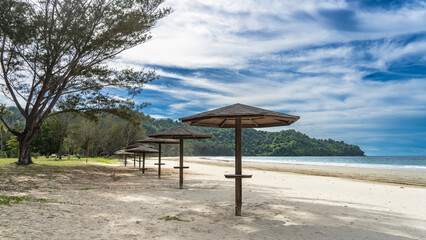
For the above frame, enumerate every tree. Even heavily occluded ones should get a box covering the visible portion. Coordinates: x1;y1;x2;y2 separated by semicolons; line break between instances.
0;104;13;158
0;0;171;164
32;118;61;157
0;123;6;158
6;135;19;158
53;112;72;160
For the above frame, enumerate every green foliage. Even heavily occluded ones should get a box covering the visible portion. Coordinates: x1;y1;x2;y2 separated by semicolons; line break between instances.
142;118;365;156
0;195;27;206
1;105;364;158
32;119;61;156
0;195;49;206
6;136;18;157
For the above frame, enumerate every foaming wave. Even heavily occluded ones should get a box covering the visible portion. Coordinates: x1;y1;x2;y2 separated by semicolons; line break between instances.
204;156;426;172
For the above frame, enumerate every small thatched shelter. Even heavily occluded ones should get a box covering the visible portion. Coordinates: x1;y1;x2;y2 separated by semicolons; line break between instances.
127;145;159;173
136;138;179;178
149;127;213;188
114;149;134;166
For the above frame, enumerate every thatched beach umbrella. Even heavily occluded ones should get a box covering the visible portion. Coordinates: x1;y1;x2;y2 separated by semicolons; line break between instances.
149;127;213;189
136;138;179;178
114;149;133;167
180;103;300;216
126;145;159;173
124;144;155;169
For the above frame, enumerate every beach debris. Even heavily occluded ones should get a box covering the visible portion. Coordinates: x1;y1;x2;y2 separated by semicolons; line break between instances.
158;216;189;222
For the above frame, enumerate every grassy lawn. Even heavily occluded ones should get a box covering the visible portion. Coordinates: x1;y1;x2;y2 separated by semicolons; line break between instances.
0;156;118;166
0;156;121;181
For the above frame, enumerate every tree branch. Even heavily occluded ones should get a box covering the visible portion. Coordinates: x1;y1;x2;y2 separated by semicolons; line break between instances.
0;116;20;136
0;36;25;116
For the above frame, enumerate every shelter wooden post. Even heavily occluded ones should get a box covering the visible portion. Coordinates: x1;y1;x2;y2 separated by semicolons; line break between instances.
124;155;127;167
179;138;184;189
235;117;242;216
142;152;146;173
133;153;136;168
158;144;162;178
139;154;141;169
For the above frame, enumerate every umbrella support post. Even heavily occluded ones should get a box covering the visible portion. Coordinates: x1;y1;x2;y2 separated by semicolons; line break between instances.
158;144;162;178
142;153;146;173
179;138;184;189
235;117;242;216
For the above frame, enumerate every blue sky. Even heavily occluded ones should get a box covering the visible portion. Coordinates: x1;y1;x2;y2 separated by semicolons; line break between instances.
117;0;426;156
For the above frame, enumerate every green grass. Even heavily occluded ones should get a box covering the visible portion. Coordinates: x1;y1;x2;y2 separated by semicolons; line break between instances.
0;195;48;206
0;156;119;179
0;156;118;167
0;194;82;206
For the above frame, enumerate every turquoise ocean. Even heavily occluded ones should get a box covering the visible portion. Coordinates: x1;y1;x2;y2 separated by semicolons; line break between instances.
204;156;426;172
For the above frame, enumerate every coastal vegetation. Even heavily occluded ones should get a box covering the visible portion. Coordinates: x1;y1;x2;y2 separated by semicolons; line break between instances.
0;107;364;158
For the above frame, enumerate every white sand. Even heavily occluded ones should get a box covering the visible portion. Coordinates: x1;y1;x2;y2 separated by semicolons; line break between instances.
1;157;426;239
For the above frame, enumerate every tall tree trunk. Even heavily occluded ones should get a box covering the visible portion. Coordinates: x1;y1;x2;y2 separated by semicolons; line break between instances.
58;127;66;160
86;136;90;163
0;129;3;158
57;113;70;160
58;137;64;160
17;136;33;165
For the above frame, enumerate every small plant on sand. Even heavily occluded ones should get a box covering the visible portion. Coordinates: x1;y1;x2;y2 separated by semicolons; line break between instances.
110;173;122;181
0;194;78;206
0;195;28;206
136;220;141;224
158;216;189;222
0;195;50;206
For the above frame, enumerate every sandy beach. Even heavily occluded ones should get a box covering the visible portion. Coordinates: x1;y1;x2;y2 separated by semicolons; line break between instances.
1;157;426;239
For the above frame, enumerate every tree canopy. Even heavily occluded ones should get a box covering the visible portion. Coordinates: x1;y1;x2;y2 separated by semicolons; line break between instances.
0;0;171;164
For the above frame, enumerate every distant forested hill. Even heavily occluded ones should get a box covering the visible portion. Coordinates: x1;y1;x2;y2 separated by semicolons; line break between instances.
143;118;365;156
1;106;364;157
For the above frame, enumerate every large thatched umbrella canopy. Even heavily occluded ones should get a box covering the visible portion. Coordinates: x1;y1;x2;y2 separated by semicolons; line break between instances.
137;138;179;178
180;103;299;128
149;127;213;189
180;103;300;216
127;145;159;173
125;143;155;150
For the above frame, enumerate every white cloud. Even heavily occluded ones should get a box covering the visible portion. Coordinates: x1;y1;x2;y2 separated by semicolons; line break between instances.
119;0;426;69
149;114;168;119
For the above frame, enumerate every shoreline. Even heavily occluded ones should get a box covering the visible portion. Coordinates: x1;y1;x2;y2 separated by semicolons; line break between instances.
159;156;426;188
